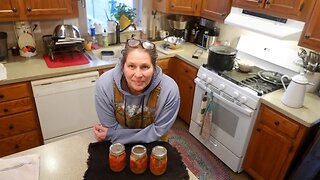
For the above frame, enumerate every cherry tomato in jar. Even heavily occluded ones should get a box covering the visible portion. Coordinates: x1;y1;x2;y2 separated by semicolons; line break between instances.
109;143;126;172
150;146;167;176
130;145;148;174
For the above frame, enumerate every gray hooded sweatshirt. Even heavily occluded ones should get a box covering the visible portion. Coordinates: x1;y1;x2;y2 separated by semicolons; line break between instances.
95;63;180;144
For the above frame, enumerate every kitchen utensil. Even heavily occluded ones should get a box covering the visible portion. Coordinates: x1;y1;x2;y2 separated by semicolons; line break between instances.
298;48;308;66
207;45;237;72
0;32;8;61
163;36;185;49
281;73;312;108
258;70;290;85
52;24;81;40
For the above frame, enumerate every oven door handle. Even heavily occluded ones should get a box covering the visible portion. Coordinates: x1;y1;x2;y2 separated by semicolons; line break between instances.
194;78;253;117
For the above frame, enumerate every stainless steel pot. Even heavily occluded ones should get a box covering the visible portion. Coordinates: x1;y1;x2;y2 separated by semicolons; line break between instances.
207;45;237;72
52;25;81;40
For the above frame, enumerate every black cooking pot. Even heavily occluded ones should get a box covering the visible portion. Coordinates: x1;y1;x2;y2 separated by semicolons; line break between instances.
207;45;237;72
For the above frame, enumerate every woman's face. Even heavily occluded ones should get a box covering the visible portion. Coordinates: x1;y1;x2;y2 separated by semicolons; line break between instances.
123;48;154;95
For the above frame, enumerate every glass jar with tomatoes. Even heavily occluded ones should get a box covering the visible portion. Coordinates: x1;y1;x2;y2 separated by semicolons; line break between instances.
109;143;126;172
150;146;167;176
130;145;148;174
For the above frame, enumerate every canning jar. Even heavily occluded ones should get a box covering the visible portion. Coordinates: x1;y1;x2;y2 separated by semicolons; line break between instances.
150;146;167;175
130;145;148;174
109;143;126;172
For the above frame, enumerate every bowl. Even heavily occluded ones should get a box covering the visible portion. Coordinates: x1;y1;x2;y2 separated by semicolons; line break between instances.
238;60;254;72
52;25;81;40
163;36;185;49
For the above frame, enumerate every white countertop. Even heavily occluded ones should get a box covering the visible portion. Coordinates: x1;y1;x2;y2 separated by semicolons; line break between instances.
4;130;198;180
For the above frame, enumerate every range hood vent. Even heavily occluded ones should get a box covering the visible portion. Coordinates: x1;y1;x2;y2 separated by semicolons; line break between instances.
225;7;305;39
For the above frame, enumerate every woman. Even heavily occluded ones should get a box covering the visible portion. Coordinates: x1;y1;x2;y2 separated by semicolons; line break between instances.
93;39;180;144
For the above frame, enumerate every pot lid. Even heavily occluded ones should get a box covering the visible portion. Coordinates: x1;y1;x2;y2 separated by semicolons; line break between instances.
258;70;290;85
292;73;308;84
209;45;237;55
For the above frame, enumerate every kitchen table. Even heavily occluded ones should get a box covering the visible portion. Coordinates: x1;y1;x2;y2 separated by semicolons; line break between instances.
3;130;198;180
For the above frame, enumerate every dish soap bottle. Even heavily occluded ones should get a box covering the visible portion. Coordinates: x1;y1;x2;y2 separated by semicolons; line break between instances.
102;29;109;47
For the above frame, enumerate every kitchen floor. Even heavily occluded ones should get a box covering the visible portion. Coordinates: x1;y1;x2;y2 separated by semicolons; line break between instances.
172;118;253;180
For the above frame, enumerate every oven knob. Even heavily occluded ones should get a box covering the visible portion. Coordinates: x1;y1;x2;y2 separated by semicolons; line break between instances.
240;96;247;103
200;73;207;80
218;84;225;90
232;91;239;98
206;77;213;83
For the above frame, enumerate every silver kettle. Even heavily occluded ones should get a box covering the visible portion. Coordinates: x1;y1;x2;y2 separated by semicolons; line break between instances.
281;73;312;108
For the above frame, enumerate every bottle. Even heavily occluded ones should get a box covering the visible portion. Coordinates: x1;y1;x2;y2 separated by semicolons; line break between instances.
150;146;167;176
102;29;109;47
109;143;126;172
130;145;147;174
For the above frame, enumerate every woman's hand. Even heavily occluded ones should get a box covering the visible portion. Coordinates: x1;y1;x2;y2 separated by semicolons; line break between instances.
93;124;108;141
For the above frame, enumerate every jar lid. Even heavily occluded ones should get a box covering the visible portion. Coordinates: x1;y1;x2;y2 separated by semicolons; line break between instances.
131;145;146;158
152;146;167;159
109;143;125;156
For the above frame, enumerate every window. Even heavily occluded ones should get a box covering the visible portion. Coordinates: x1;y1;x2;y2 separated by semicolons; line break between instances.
86;0;137;30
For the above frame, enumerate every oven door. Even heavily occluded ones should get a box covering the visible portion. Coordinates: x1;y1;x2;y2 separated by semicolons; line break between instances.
190;78;256;158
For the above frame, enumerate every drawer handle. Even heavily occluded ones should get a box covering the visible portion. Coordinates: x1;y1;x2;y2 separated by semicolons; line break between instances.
185;70;189;73
27;7;32;12
256;128;261;132
3;108;9;113
14;144;20;149
0;94;4;99
9;125;14;130
274;121;280;126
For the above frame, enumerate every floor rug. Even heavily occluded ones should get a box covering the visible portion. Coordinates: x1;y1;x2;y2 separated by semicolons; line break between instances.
168;128;232;180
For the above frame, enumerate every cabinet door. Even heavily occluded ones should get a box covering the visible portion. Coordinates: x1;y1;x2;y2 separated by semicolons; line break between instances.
23;0;78;20
177;75;195;124
0;0;21;21
168;0;201;16
200;0;232;22
298;0;320;51
264;0;304;16
243;123;294;180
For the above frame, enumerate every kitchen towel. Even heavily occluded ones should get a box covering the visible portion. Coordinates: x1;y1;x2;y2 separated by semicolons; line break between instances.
200;92;214;141
84;141;189;180
0;154;40;180
0;63;7;80
43;53;89;68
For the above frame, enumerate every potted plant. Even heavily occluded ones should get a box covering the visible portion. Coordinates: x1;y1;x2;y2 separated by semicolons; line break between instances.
113;3;136;29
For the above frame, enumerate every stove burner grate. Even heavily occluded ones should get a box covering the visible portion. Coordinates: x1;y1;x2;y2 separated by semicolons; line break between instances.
241;76;282;95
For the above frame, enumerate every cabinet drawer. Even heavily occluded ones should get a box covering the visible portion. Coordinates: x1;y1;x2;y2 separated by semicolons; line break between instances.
0;97;34;117
260;105;300;139
0;82;31;102
0;111;38;138
0;131;42;157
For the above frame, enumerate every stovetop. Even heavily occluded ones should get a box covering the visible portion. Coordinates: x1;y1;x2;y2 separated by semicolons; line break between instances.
203;64;283;96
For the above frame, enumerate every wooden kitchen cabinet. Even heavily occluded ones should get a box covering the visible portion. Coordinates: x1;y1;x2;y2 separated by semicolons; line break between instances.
153;0;202;16
157;58;171;75
200;0;232;23
0;0;78;22
170;58;197;124
0;82;43;157
243;104;309;180
233;0;314;21
298;0;320;52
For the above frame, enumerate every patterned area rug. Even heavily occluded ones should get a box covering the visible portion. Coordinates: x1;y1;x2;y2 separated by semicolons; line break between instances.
168;128;232;180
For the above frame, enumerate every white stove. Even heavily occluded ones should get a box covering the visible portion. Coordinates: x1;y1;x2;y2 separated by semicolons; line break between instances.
189;35;301;172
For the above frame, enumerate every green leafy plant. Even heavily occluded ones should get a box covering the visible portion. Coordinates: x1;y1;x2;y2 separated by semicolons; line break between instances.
113;3;136;21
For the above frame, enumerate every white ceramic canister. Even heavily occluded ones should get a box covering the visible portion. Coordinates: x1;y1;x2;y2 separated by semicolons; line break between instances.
15;21;37;57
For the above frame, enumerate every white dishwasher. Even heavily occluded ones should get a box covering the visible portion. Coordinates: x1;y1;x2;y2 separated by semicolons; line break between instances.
31;71;99;143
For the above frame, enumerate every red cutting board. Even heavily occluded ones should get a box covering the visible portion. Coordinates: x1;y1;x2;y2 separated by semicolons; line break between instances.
43;53;89;68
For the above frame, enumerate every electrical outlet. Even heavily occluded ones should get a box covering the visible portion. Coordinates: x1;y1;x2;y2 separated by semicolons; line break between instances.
31;21;41;33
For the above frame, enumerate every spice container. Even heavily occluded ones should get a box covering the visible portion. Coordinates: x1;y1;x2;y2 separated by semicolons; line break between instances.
109;143;126;172
150;146;167;176
130;145;148;174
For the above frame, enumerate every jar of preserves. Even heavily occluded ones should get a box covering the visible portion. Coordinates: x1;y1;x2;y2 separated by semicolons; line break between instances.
150;146;167;176
130;145;148;174
109;143;126;172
